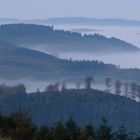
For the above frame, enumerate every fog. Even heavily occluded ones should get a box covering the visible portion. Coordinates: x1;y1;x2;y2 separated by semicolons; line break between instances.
29;44;140;69
1;24;140;92
0;79;106;93
47;24;140;69
1;77;134;96
56;52;140;69
54;25;140;48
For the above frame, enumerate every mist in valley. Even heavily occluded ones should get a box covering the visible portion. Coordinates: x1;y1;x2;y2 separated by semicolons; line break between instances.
0;78;106;93
18;24;140;69
26;43;140;69
57;52;140;69
54;24;140;47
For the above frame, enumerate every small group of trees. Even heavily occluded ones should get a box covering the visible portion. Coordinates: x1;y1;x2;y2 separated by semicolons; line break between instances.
43;76;140;101
45;76;94;93
0;84;26;99
0;112;140;140
105;78;122;95
0;76;139;102
105;78;140;101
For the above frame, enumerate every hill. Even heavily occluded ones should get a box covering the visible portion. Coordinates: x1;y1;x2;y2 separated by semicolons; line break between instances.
1;18;140;27
0;24;138;54
0;40;140;82
0;88;140;132
0;40;117;80
46;17;140;26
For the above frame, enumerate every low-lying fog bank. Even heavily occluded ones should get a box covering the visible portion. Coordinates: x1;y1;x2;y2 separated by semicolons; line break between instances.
0;79;105;93
0;76;138;93
57;52;140;69
24;44;140;69
54;24;140;48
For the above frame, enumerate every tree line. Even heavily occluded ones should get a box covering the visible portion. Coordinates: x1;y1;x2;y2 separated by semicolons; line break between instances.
0;111;140;140
0;76;139;102
105;78;140;101
44;76;140;102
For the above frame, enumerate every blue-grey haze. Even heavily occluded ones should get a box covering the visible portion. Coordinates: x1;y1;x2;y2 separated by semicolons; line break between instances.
0;0;139;20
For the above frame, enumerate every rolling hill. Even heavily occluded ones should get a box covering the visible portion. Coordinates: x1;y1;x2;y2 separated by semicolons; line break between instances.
0;40;117;80
0;88;140;132
0;40;140;82
1;18;140;27
46;17;140;26
0;24;138;54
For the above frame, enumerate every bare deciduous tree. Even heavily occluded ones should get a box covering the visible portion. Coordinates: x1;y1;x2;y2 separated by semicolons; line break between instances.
61;81;66;92
114;80;122;95
105;78;112;93
76;82;81;90
85;76;94;90
130;82;137;100
124;83;129;97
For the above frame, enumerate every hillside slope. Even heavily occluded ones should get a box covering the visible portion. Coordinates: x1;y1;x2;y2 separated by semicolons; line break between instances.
0;24;138;54
0;89;140;132
0;40;140;82
0;40;117;80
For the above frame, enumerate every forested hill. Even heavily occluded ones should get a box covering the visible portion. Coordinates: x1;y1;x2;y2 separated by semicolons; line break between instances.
0;88;140;132
0;40;116;80
0;40;140;82
0;24;138;53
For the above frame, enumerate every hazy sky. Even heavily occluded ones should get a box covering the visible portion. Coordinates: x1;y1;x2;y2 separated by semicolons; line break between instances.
0;0;140;20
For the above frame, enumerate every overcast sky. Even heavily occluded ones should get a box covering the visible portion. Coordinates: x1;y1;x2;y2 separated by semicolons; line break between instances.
0;0;139;20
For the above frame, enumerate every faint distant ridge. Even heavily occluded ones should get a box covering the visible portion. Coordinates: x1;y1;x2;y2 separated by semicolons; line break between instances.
46;17;140;26
0;18;20;24
1;17;140;26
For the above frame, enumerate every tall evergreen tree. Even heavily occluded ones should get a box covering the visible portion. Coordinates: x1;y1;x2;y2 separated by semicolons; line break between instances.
38;126;51;140
65;118;80;140
52;122;67;140
115;126;127;140
80;124;95;140
98;119;112;140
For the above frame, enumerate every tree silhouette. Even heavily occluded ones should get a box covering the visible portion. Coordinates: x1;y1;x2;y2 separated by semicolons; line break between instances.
115;126;127;140
130;82;137;100
52;122;67;140
137;85;140;102
98;118;112;140
114;80;122;95
38;126;51;140
85;76;94;90
76;82;81;90
61;81;67;92
124;83;129;98
80;124;95;140
65;118;80;140
9;111;36;140
105;78;112;93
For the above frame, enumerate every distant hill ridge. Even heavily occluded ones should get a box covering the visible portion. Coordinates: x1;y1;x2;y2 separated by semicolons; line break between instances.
0;40;118;80
0;24;138;53
46;17;140;26
0;40;140;82
1;17;140;26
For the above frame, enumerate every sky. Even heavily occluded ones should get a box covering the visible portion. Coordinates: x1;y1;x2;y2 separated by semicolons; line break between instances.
0;0;140;20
